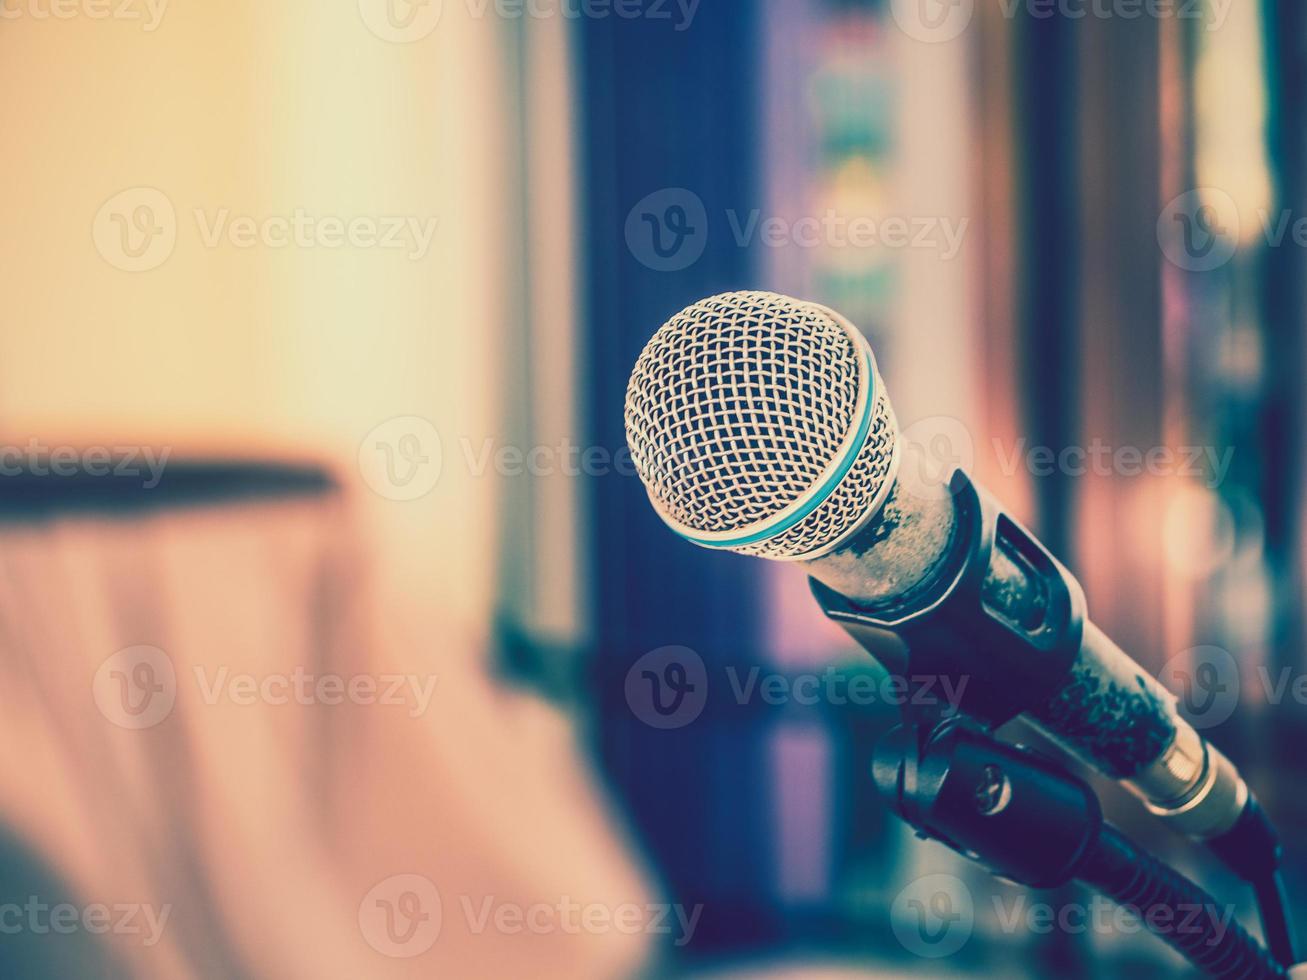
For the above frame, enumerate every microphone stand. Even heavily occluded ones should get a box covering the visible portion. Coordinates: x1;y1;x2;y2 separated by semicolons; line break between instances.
874;714;1289;978
804;467;1298;972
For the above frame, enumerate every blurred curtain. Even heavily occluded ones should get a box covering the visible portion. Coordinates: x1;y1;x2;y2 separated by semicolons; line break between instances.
0;485;651;979
0;3;653;977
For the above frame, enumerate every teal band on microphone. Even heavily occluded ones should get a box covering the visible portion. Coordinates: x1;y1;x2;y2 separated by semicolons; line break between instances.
676;350;876;550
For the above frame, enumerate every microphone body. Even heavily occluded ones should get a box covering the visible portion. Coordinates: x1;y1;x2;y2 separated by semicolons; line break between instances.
806;467;1244;841
623;291;1251;848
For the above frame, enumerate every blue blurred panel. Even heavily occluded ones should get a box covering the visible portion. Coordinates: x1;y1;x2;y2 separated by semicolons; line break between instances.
573;0;785;954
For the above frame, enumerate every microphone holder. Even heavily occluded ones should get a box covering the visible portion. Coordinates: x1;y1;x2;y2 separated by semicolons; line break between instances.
874;714;1287;978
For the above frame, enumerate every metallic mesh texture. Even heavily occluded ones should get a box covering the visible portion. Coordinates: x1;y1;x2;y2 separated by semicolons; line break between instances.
624;290;898;560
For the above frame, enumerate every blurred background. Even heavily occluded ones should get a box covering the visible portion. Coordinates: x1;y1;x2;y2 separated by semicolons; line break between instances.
0;0;1303;976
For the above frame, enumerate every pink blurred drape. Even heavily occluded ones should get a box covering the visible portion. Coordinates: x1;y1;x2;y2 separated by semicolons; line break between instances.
0;485;651;979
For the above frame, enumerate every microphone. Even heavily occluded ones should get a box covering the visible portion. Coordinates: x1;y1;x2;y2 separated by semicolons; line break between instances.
623;290;1257;852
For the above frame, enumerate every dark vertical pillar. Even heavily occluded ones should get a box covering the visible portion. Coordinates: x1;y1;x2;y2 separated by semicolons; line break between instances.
1012;12;1086;979
1262;0;1307;773
1013;13;1082;563
575;3;781;952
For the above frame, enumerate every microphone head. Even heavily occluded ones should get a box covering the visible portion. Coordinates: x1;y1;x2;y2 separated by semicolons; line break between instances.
624;290;900;561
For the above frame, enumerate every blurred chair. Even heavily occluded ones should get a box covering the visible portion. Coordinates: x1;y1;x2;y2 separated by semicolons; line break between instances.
0;462;651;980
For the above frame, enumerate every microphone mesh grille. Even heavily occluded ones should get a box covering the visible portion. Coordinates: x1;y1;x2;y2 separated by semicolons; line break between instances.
624;290;897;560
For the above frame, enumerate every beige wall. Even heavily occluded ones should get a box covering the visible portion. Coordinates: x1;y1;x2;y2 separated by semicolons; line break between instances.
0;0;528;643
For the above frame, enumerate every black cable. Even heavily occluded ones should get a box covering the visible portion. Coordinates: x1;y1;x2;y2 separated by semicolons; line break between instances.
1078;825;1286;979
1253;870;1297;968
1206;796;1297;967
